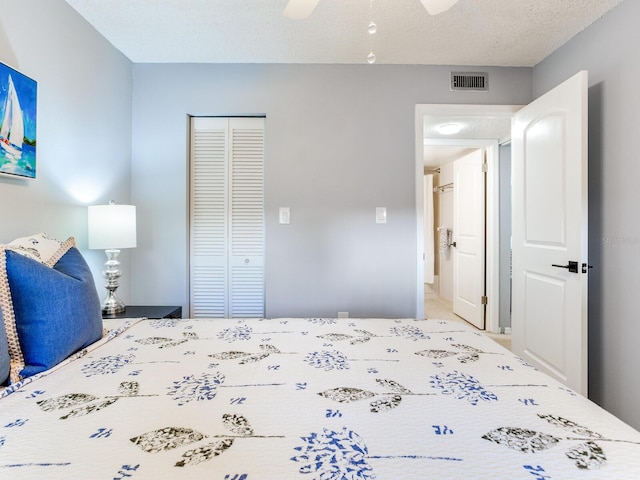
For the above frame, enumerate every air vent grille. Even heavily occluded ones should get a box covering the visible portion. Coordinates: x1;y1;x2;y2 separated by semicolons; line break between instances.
450;72;488;91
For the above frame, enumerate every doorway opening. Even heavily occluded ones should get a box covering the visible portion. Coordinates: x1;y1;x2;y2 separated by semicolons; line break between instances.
415;104;522;333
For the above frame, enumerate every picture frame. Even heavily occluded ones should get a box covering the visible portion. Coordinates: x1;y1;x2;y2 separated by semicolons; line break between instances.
0;62;37;179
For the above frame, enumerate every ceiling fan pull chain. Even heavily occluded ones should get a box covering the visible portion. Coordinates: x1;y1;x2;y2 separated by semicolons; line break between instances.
367;0;377;63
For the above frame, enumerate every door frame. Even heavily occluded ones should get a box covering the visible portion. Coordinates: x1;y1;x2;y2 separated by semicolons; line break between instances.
415;104;522;333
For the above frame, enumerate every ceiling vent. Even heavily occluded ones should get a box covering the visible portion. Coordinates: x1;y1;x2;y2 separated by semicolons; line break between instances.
450;72;488;91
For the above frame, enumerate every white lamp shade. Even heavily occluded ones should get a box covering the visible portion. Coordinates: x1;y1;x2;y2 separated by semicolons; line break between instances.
88;204;137;249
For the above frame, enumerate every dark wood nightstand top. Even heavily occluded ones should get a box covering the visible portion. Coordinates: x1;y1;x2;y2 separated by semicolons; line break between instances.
102;305;182;319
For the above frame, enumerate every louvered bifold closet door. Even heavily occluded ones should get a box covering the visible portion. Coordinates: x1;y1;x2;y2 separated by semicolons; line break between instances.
229;118;265;317
189;117;265;318
190;117;229;317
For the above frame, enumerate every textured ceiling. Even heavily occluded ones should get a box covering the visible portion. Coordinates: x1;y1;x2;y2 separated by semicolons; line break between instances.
424;145;478;167
64;0;623;66
423;115;512;140
422;114;513;166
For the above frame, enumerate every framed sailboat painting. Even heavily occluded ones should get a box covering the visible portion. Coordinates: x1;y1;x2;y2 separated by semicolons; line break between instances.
0;62;37;179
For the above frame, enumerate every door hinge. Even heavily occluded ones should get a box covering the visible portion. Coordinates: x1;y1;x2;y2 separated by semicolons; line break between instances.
482;163;488;173
481;295;488;305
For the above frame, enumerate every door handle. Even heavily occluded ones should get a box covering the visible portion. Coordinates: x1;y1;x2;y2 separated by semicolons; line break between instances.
551;261;579;273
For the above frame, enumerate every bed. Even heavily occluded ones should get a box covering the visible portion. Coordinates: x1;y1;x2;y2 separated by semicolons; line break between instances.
1;236;640;479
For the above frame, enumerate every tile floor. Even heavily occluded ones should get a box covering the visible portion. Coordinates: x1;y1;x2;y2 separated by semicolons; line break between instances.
424;298;512;351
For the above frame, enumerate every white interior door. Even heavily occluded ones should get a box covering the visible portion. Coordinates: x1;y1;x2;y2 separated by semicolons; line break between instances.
452;149;486;329
511;70;588;395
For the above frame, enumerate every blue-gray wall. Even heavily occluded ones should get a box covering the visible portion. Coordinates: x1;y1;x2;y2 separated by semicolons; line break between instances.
130;64;531;318
533;0;640;428
0;0;133;301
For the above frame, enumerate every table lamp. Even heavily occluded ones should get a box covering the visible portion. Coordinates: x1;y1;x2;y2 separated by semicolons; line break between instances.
88;201;137;315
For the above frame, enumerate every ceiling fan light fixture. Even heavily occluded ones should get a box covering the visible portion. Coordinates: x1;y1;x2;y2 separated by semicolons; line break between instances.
437;123;462;135
420;0;459;15
283;0;458;20
283;0;321;19
367;52;376;64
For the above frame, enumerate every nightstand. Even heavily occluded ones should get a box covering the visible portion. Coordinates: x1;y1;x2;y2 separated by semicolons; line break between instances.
102;305;182;319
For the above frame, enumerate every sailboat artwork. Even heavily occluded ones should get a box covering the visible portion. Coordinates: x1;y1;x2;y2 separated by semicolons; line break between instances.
0;62;37;179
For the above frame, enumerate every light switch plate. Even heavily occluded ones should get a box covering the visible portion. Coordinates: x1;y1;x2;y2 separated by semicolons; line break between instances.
279;207;290;224
376;207;387;224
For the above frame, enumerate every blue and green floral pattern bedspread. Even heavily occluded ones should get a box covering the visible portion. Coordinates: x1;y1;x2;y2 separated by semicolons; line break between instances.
1;317;639;479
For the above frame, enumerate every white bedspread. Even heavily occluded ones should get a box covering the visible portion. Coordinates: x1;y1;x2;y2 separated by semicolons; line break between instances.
1;317;639;479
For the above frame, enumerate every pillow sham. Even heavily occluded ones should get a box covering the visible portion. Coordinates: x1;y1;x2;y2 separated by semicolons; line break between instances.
6;232;71;263
0;309;9;386
0;235;103;382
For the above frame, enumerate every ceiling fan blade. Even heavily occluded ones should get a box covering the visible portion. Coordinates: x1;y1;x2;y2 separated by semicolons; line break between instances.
420;0;459;15
283;0;321;20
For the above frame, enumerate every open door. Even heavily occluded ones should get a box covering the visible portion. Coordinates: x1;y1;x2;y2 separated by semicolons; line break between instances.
511;71;588;395
452;149;486;329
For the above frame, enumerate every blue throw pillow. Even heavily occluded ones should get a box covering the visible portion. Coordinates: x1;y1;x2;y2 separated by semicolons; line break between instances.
3;245;103;379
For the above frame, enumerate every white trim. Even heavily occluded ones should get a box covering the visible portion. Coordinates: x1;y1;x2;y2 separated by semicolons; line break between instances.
415;108;426;320
484;142;500;333
415;104;522;332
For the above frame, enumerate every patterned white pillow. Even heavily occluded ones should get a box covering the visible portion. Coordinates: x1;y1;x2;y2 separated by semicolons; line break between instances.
6;232;69;265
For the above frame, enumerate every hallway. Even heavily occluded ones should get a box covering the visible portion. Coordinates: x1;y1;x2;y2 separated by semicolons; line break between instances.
424;298;511;351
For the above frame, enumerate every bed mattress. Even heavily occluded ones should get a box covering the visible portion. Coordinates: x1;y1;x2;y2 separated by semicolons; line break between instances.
1;317;639;479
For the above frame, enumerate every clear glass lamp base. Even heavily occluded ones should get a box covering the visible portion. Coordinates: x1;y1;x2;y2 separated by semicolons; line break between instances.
101;248;126;315
102;288;126;315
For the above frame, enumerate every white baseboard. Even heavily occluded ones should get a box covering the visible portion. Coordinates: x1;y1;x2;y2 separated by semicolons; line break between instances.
437;296;453;308
424;276;439;299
